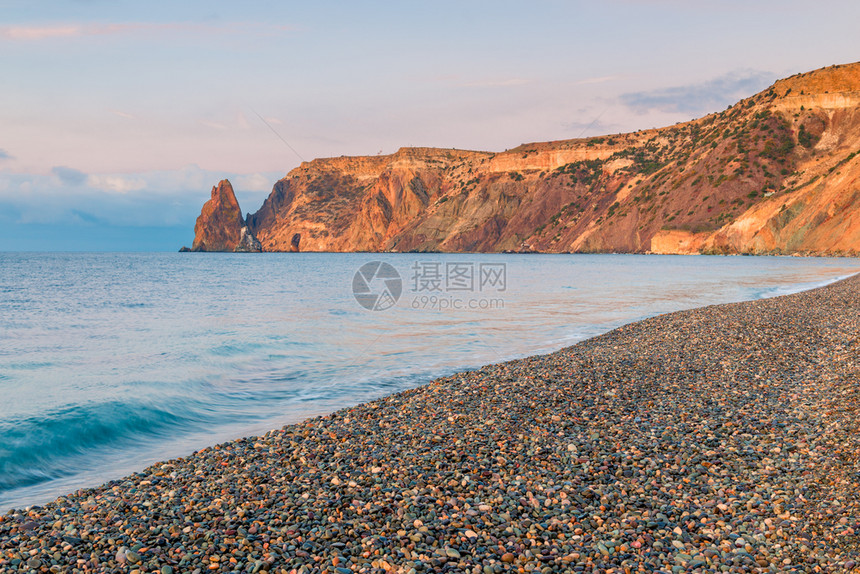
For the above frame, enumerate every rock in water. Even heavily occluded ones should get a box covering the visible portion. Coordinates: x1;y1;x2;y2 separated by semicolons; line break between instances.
235;226;263;253
191;180;262;252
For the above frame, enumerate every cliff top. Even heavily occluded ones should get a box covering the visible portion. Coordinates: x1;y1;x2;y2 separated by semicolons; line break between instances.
772;61;860;97
287;62;860;177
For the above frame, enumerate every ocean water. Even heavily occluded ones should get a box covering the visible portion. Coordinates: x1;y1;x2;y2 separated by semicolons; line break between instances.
0;252;858;511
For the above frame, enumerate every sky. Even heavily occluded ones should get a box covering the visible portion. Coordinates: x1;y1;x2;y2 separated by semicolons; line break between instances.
1;0;859;251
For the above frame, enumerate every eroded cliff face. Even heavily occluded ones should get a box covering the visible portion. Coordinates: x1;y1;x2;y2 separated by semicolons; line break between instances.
213;62;860;255
191;180;261;252
246;148;489;252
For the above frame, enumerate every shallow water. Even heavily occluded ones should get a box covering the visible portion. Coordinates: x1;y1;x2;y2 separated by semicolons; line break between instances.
0;252;857;510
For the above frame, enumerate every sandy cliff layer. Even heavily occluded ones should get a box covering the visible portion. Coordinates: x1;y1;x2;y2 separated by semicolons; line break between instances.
192;62;860;255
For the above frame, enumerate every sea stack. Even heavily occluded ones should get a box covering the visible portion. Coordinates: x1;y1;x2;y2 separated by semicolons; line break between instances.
190;180;262;252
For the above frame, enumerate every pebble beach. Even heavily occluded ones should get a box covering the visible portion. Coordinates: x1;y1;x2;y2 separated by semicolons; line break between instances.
2;274;859;574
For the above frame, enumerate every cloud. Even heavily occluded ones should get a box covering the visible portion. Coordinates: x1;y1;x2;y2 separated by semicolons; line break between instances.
575;75;617;86
70;209;107;226
111;110;136;119
462;78;530;88
0;149;12;161
233;173;275;192
0;166;281;231
561;105;619;138
619;70;776;115
52;166;88;186
0;25;82;40
237;110;250;130
0;22;294;42
86;174;147;194
199;119;229;130
563;119;619;138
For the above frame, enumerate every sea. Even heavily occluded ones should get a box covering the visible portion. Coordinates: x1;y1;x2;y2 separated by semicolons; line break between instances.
1;252;858;511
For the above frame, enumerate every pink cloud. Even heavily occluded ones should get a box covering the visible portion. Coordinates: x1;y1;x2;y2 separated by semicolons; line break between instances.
0;25;83;40
0;22;294;41
462;78;531;88
575;75;618;85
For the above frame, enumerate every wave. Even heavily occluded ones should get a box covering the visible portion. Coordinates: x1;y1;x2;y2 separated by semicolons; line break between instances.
752;272;858;300
0;398;210;492
0;368;440;496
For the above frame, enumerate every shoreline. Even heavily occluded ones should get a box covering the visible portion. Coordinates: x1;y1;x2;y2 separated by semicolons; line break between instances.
2;274;859;572
1;256;856;516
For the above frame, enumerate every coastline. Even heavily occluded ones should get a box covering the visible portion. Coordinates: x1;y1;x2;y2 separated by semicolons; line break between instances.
2;274;859;573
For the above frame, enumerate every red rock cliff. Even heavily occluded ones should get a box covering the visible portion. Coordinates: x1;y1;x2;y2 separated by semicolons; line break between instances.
191;180;261;252
197;62;860;256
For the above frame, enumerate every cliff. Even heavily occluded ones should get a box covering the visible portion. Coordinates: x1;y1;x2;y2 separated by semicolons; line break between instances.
195;62;860;255
189;180;261;253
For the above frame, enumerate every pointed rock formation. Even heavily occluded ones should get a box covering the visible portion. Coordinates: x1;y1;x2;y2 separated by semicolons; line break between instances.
191;180;262;252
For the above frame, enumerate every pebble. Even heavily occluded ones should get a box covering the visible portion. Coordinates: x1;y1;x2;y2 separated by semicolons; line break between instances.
1;274;859;573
